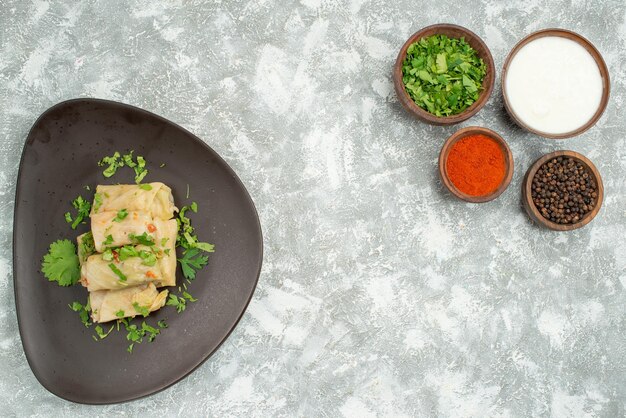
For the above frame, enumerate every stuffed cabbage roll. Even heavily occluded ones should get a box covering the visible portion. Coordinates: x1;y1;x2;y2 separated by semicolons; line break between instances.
81;240;177;291
92;210;158;252
90;283;168;323
91;182;176;220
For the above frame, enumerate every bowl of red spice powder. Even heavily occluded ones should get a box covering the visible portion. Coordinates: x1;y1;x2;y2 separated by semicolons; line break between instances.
438;126;514;203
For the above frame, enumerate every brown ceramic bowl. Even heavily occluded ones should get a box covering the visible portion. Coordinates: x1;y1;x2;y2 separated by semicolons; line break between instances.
502;29;610;139
393;24;495;125
522;150;604;231
439;126;514;203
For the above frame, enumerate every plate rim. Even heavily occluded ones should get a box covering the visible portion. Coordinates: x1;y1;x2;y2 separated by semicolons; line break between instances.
12;97;264;405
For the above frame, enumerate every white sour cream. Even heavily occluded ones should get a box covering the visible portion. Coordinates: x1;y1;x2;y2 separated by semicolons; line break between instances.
505;36;603;135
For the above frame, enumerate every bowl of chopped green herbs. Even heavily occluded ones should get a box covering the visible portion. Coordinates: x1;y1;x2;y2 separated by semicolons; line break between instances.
393;24;495;125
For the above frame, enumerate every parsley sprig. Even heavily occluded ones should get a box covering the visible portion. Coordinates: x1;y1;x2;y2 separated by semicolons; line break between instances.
120;318;167;353
175;202;215;280
42;240;80;286
69;300;91;327
64;196;91;229
166;291;197;313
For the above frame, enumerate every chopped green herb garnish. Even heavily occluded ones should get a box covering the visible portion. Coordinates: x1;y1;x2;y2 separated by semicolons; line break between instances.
163;249;171;256
159;163;165;168
94;324;114;340
108;263;127;282
132;302;150;317
79;231;95;263
119;245;139;261
139;250;157;266
92;193;103;213
166;294;187;313
175;202;215;253
112;208;128;222
115;310;125;318
182;291;197;302
98;151;148;183
138;184;152;191
103;234;114;247
102;249;114;261
157;319;168;328
401;34;486;117
129;232;155;246
135;156;148;183
98;152;123;177
121;319;162;353
42;240;80;286
160;237;169;246
186;184;190;199
65;195;91;229
177;248;209;280
69;300;91;327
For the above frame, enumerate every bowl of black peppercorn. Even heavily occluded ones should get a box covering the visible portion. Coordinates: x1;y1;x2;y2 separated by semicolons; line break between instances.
523;150;604;231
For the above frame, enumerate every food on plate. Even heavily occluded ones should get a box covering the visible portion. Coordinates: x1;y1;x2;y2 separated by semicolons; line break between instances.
89;283;168;323
41;152;215;352
91;182;176;220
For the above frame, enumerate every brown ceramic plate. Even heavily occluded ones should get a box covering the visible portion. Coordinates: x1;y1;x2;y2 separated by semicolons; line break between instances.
13;99;263;404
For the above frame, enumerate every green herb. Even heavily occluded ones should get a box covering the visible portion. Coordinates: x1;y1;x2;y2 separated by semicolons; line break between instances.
182;291;197;302
178;248;209;280
64;195;91;229
69;300;91;327
175;203;215;253
157;319;168;328
94;324;114;340
129;232;155;246
99;152;123;177
401;34;486;117
42;240;80;286
79;231;95;263
112;208;128;222
139;250;157;266
186;184;190;199
115;310;125;318
102;249;114;261
121;319;163;353
132;302;150;317
160;237;169;246
103;234;114;247
159;163;166;168
84;185;91;191
163;249;171;256
119;245;139;261
108;263;127;282
166;294;187;313
98;150;148;183
139;184;152;191
92;193;103;213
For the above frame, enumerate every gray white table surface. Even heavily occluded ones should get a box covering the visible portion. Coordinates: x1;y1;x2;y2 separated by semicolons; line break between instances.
1;0;625;416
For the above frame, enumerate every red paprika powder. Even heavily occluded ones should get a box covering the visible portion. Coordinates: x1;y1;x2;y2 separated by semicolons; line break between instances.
446;134;506;196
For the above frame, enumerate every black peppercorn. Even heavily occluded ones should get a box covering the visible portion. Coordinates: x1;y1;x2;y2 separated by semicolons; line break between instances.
530;157;597;224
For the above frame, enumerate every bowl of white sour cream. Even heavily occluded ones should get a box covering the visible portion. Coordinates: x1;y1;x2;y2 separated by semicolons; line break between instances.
502;29;610;139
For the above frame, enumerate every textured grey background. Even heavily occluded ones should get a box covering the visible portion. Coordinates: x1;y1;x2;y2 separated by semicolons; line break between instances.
1;0;625;416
